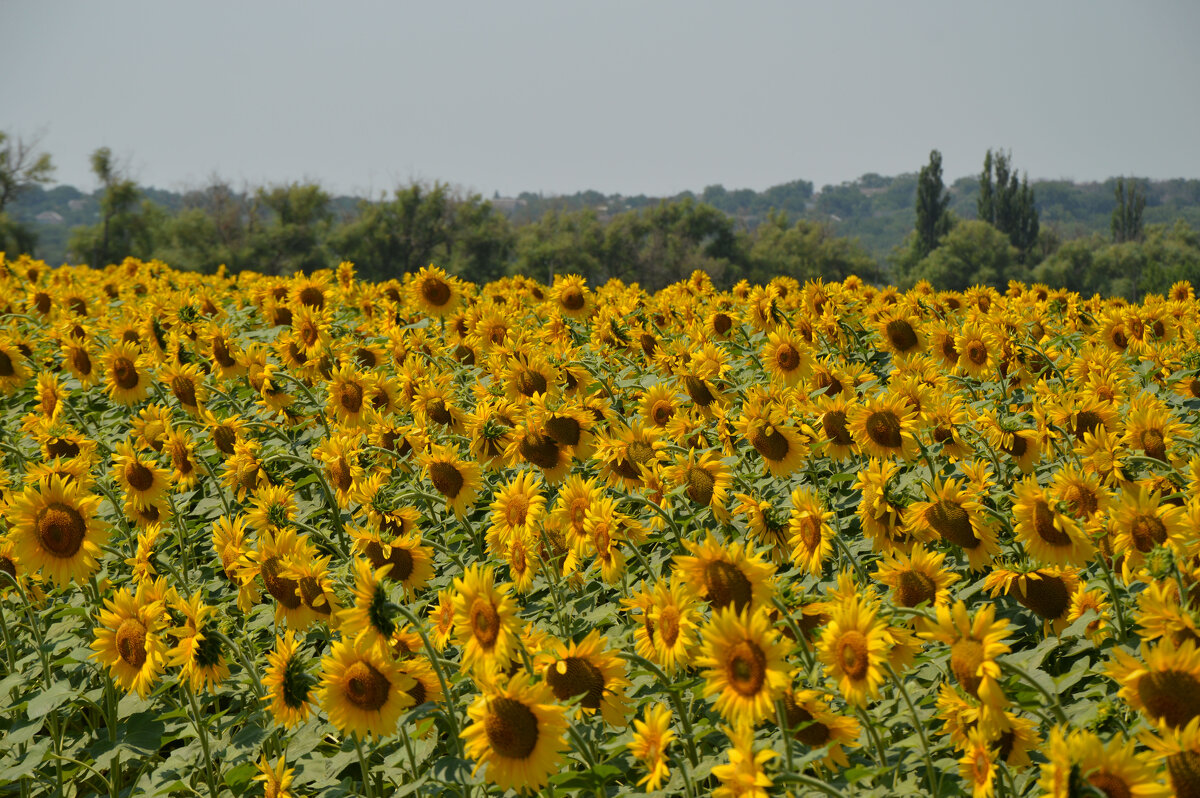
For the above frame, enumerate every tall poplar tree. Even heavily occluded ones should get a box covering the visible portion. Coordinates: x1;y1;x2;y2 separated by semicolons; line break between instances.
914;149;951;259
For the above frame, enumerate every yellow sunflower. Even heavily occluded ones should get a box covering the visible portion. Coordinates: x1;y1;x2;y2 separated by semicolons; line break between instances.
0;336;32;394
788;486;836;576
712;722;777;798
1111;486;1188;580
674;536;775;614
905;478;999;571
734;397;807;476
168;591;230;692
873;543;959;608
111;440;171;510
101;340;151;405
847;392;919;460
461;673;569;793
698;606;791;725
90;584;167;697
451;565;520;677
1012;477;1095;567
663;448;732;520
539;629;630;725
421;444;482;518
158;360;207;415
640;383;682;429
627;703;675;792
410;265;460;318
317;638;414;739
817;594;891;707
10;474;108;585
338;558;401;654
920;601;1011;711
1108;638;1200;729
263;631;316;729
252;754;296;798
1141;716;1200;798
762;328;812;386
982;566;1080;634
1038;726;1170;798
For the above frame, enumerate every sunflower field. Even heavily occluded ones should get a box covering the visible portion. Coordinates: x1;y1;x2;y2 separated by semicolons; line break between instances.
3;254;1200;798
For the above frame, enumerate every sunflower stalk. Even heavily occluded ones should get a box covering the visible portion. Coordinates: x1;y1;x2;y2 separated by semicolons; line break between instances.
183;688;220;798
393;604;465;758
352;733;377;798
621;652;699;767
886;665;940;796
999;659;1069;725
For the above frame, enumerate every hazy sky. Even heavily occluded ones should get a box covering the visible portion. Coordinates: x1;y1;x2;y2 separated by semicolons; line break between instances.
4;1;1199;198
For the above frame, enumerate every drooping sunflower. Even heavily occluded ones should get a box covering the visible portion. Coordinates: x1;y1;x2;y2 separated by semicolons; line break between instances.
1012;477;1095;567
101;340;151;405
246;483;298;538
983;566;1080;633
158;360;207;415
461;673;569;793
778;688;861;769
111;440;171;510
905;478;999;571
595;422;666;490
0;336;32;395
847;393;919;460
873;543;960;608
312;432;364;507
1037;726;1171;798
161;429;199;490
90;584;167;697
504;417;573;484
10;474;108;586
675;536;775;614
421;444;482;519
451;565;520;677
351;527;434;595
539;630;631;726
698;606;791;726
627;703;675;792
168;591;230;692
920;600;1011;710
1142;716;1200;798
262;631;316;729
734;397;807;476
788;486;836;575
817;594;891;707
732;493;792;564
317;638;414;739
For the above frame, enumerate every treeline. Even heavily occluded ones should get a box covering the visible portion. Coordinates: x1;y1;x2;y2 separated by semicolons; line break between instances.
3;134;1200;298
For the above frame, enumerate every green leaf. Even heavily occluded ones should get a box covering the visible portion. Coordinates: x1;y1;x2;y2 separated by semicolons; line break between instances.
26;681;77;720
0;738;51;783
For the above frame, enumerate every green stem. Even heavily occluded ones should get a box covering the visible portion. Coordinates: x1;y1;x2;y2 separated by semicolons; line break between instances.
184;688;220;798
353;734;376;798
622;652;698;767
393;604;465;758
888;665;938;795
999;660;1069;725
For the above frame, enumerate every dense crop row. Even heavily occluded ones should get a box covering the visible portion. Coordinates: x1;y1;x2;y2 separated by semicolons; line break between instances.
1;254;1200;796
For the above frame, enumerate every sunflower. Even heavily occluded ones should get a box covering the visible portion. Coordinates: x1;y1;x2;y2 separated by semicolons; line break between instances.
698;606;790;725
487;470;546;549
0;337;32;394
955;324;1001;379
778;689;861;769
101;340;151;405
452;565;520;677
734;398;807;476
628;703;675;792
640;383;682;428
762;329;812;385
338;558;401;654
158;360;206;415
504;417;573;484
168;592;230;692
1111;486;1188;580
877;307;925;357
263;631;316;728
111;440;171;510
1051;464;1112;521
61;338;99;387
410;265;460;317
648;575;701;674
675;536;775;613
847;393;919;460
733;493;792;564
246;483;298;538
351;527;434;595
317;638;414;739
326;364;371;428
595;422;666;490
428;588;456;651
1108;638;1200;729
959;728;998;798
10;474;108;586
1012;477;1095;567
1142;716;1200;798
252;754;296;798
417;445;480;518
711;723;777;798
663;449;732;520
905;478;999;571
539;630;630;725
788;486;835;576
1037;726;1171;798
1125;396;1183;464
817;594;891;707
90;584;167;697
924;396;972;461
312;432;364;506
855;458;920;554
239;526;318;627
983;566;1080;633
461;673;569;793
921;601;1011;710
412;377;466;434
161;429;199;489
873;543;959;608
288;554;341;630
815;393;857;461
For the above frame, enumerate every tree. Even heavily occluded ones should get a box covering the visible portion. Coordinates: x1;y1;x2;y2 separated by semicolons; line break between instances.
0;131;55;255
246;182;332;275
749;211;880;284
977;149;1040;262
1112;177;1146;243
68;148;159;267
914;150;951;259
907;220;1022;291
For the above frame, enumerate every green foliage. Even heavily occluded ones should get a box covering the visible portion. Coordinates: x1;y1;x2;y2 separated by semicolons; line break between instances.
914;150;951;260
1111;177;1147;243
747;211;880;284
0;131;55;256
977;148;1040;262
906;219;1023;291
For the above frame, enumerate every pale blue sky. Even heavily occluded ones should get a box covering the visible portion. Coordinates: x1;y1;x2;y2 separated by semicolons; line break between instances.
3;1;1198;198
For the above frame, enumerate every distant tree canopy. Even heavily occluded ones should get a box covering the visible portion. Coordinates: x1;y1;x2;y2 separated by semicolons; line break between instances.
8;136;1200;298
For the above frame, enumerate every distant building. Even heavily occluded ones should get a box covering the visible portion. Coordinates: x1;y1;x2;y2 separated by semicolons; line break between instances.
68;199;88;211
36;211;64;224
490;197;526;213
